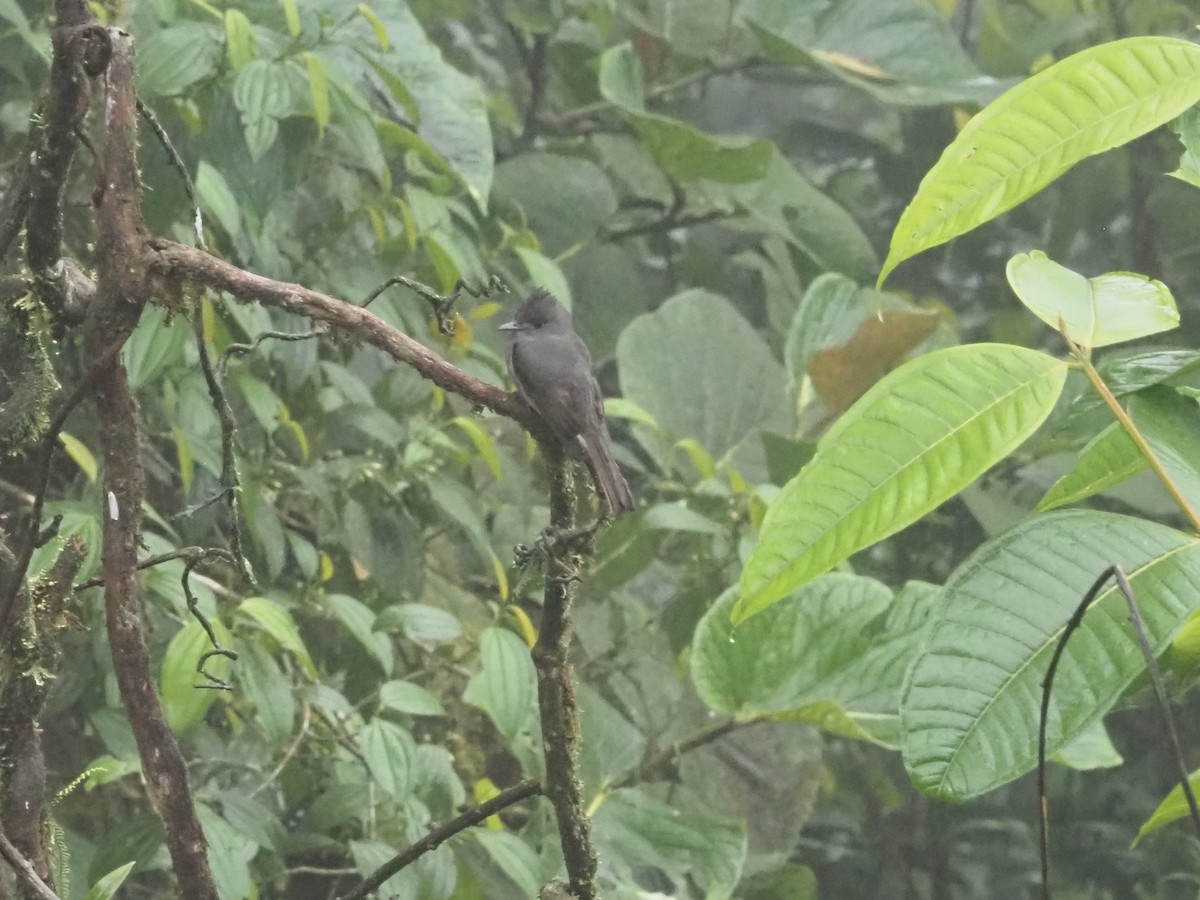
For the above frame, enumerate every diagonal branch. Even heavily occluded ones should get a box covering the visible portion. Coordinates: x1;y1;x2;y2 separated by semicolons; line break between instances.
149;240;535;429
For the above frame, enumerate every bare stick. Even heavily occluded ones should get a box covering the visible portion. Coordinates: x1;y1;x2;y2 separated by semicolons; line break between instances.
0;826;61;900
1112;566;1200;835
337;779;542;900
1038;566;1113;900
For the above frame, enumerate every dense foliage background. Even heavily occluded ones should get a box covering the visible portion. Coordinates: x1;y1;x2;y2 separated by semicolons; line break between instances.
6;0;1200;898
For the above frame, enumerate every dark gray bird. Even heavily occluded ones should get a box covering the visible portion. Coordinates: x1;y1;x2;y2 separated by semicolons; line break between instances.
499;289;635;516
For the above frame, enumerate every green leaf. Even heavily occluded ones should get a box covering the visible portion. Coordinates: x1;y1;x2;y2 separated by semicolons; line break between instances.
196;805;256;900
592;788;747;892
237;639;295;749
195;160;244;241
0;0;37;51
736;865;818;900
233;59;293;161
513;246;572;305
1053;720;1123;770
375;602;462;643
1126;387;1200;513
1169;105;1200;189
1134;770;1200;845
492;153;617;257
737;345;1067;622
463;628;535;744
577;684;645;800
360;718;415;796
224;9;258;71
618;289;790;471
705;149;879;280
598;44;773;184
472;830;542;896
281;0;301;36
901;510;1200;799
59;431;97;482
379;680;446;716
370;4;493;205
702;580;885;715
236;596;316;676
449;416;502;480
1036;422;1143;511
137;23;222;97
123;305;188;390
784;273;925;390
1006;251;1178;348
324;593;394;675
86;862;136;900
302;51;331;134
741;0;1000;107
880;37;1200;285
357;3;390;49
161;619;234;734
427;477;505;596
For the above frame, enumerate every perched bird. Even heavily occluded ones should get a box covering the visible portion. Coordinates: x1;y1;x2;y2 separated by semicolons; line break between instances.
499;289;635;516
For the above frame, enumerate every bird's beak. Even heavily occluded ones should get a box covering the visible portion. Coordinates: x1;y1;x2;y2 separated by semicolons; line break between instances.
498;320;520;331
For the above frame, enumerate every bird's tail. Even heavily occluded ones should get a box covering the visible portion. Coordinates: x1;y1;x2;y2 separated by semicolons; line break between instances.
578;431;634;517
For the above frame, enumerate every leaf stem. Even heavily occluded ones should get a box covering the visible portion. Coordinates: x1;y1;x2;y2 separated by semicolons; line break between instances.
1072;348;1200;532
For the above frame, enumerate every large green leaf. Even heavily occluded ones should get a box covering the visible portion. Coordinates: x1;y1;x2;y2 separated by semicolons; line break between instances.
1006;250;1178;348
592;788;747;894
598;44;773;184
692;576;895;739
736;345;1067;621
880;37;1200;285
161;619;234;734
617;289;790;471
741;0;1001;106
462;628;536;745
901;510;1200;799
702;149;879;279
367;5;494;205
492;153;618;257
137;23;223;97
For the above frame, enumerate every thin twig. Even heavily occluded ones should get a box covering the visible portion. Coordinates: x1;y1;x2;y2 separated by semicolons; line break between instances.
136;96;205;249
360;274;507;337
75;545;223;590
182;552;238;690
251;703;312;797
614;718;762;789
0;826;62;900
1038;567;1113;900
602;207;733;242
218;327;323;375
337;779;543;900
192;309;254;583
1112;566;1200;835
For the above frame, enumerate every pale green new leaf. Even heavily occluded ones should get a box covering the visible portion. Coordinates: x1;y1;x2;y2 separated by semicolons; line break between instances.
880;37;1200;285
901;510;1200;799
736;345;1067;622
1007;251;1177;348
